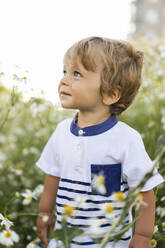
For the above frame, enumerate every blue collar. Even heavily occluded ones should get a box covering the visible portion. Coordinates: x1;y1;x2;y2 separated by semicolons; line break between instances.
70;112;118;136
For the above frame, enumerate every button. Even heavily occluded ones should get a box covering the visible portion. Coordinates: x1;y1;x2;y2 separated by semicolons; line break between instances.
78;129;84;136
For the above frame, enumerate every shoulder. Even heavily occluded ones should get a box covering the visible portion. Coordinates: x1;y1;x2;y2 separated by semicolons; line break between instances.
115;120;143;144
54;117;72;133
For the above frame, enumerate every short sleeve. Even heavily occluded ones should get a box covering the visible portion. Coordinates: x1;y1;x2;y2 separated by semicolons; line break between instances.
35;124;61;177
121;132;164;191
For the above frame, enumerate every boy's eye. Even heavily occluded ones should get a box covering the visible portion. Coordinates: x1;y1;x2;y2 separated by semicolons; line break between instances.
63;70;81;78
74;71;81;77
63;70;67;75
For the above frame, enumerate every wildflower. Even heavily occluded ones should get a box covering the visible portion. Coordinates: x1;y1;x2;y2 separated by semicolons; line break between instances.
48;238;63;248
10;167;23;176
113;191;125;201
148;120;154;128
42;215;49;222
0;213;14;229
33;184;44;198
100;203;115;219
161;196;165;201
92;174;106;194
0;229;19;246
75;196;87;207
26;240;40;248
21;189;37;205
150;238;157;247
87;217;106;235
63;205;75;217
156;206;165;217
133;193;147;210
162;222;165;231
153;225;158;234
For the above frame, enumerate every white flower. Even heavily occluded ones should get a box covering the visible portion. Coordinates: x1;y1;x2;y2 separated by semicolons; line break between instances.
133;193;147;211
100;203;115;219
21;189;37;205
0;229;19;246
42;215;49;222
153;225;158;234
161;196;165;201
33;184;44;198
162;222;165;231
110;192;125;207
75;196;87;207
0;213;14;229
10;167;23;176
26;240;40;248
156;206;165;217
92;174;106;194
87;218;106;235
48;238;63;248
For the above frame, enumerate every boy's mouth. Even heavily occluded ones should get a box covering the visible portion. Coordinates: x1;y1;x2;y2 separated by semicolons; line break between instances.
60;91;71;96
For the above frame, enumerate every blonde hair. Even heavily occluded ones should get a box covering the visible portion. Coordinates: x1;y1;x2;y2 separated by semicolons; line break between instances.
64;36;144;115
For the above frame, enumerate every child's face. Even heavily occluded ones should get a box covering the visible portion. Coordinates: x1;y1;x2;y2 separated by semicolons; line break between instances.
58;57;106;112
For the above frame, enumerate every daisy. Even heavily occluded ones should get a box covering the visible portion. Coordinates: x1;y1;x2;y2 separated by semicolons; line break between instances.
63;205;76;217
92;174;106;194
33;184;44;198
0;229;19;246
21;189;37;205
133;193;147;210
153;225;158;234
162;222;165;231
87;217;106;235
75;196;87;208
26;240;40;248
156;206;165;217
48;238;63;248
111;191;125;206
100;203;115;219
0;213;14;229
150;238;157;247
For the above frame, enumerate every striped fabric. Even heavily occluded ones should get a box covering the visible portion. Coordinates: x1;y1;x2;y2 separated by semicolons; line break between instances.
55;177;131;247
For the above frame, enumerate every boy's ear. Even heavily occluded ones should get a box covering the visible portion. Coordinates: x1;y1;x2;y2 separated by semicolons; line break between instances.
102;88;121;106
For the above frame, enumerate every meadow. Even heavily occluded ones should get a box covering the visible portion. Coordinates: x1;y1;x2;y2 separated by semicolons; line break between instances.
0;36;165;247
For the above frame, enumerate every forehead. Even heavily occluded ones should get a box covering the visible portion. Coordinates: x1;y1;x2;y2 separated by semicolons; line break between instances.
63;46;103;73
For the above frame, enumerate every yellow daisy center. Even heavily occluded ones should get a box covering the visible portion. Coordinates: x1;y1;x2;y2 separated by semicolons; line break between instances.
4;217;9;221
5;231;12;238
30;241;35;244
64;205;75;216
138;193;143;201
26;196;32;200
98;176;104;185
115;192;125;201
106;204;114;213
162;223;165;229
151;239;156;245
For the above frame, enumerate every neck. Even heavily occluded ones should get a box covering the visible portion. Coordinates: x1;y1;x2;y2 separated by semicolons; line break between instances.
76;111;112;128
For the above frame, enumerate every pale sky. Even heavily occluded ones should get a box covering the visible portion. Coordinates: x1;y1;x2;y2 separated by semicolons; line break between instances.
0;0;132;105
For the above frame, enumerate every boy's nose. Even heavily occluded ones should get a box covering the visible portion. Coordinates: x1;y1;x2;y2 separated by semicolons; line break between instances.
60;75;72;85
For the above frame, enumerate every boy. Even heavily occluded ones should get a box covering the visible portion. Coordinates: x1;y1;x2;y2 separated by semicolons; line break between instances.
36;36;164;247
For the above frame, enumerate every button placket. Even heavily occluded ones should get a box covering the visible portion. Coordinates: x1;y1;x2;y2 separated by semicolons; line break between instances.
74;129;85;173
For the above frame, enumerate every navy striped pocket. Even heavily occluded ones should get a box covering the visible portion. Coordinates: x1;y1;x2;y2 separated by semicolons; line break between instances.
91;163;121;197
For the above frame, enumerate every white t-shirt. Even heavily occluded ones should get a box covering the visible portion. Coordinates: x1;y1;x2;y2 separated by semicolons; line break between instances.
36;112;164;248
